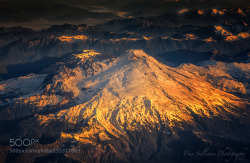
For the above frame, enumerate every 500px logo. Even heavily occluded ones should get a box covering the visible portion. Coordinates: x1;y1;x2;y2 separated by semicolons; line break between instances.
10;139;39;147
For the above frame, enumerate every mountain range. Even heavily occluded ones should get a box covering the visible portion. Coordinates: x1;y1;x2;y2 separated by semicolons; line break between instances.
0;7;250;163
0;7;250;81
0;49;249;162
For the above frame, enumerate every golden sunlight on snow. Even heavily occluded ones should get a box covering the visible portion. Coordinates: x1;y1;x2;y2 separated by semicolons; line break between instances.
238;8;246;16
185;34;198;40
214;26;250;41
33;50;247;141
211;9;225;15
203;37;216;42
214;26;232;36
178;9;188;15
1;49;248;153
0;83;6;91
109;36;152;42
198;10;204;15
58;35;89;42
73;50;101;59
225;32;250;41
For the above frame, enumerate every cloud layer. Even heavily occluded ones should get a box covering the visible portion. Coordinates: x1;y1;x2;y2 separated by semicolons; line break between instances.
0;0;249;29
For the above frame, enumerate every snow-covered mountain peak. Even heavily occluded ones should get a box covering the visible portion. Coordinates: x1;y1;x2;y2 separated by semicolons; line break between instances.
73;49;101;59
113;49;151;66
0;49;249;163
29;50;246;138
124;49;149;60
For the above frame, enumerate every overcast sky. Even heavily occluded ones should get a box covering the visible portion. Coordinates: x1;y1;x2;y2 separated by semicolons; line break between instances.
0;0;249;29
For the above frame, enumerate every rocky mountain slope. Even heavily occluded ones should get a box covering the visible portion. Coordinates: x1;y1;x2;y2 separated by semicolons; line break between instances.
0;49;249;162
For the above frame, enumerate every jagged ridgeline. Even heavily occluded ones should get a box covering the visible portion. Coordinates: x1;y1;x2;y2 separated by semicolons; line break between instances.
0;49;249;162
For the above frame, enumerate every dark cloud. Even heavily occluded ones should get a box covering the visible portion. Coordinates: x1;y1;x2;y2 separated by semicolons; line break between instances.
59;0;250;12
0;0;249;29
0;0;119;28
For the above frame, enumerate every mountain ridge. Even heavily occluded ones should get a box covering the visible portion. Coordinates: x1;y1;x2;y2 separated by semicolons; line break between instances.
0;49;249;162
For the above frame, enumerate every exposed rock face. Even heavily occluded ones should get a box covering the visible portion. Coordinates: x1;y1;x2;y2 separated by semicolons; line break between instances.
0;49;249;162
